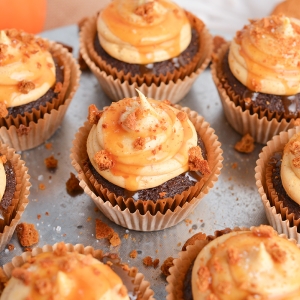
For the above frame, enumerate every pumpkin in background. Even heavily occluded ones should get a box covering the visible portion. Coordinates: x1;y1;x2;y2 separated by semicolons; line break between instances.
0;0;46;33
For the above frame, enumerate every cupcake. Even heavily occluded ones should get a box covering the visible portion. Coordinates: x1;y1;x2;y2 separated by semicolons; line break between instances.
0;242;154;299
70;91;223;231
211;15;300;144
79;0;212;103
166;225;300;299
0;142;30;252
256;126;300;242
0;29;80;151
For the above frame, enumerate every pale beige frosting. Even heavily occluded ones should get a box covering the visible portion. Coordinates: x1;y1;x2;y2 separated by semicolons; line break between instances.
191;226;300;299
228;15;300;95
87;90;198;191
97;0;191;64
0;30;56;108
0;160;6;203
0;250;129;300
281;132;300;205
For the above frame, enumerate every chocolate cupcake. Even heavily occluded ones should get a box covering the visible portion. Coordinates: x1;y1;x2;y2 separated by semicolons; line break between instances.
0;29;80;151
0;142;30;252
71;91;223;231
79;0;212;103
166;225;300;300
0;242;154;300
256;127;300;242
211;15;300;144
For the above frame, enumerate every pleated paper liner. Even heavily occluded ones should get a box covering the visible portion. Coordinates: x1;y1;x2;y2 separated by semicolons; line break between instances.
211;43;298;144
255;127;300;242
0;243;155;300
165;227;298;300
70;105;223;231
79;13;212;103
0;143;31;252
0;42;80;151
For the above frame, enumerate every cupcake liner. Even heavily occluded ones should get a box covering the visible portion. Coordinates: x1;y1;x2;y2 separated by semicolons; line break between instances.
0;42;80;151
0;143;31;252
70;105;223;231
166;227;299;299
0;243;155;300
80;13;212;103
211;43;297;144
255;127;300;242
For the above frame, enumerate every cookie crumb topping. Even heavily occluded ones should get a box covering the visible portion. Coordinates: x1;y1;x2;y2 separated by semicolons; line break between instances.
94;150;114;171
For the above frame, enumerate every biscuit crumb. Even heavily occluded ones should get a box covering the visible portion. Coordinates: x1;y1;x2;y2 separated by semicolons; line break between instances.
95;219;121;246
188;146;211;175
134;2;154;23
37;214;41;220
234;134;255;153
17;80;35;94
54;82;62;93
38;183;46;190
129;250;138;259
66;172;84;196
0;102;8;118
44;155;58;170
7;244;14;251
133;137;146;150
160;257;174;276
45;143;52;150
88;104;103;125
251;225;275;238
231;162;238;169
292;156;300;168
94;150;114;171
142;256;159;268
16;223;39;247
16;124;31;136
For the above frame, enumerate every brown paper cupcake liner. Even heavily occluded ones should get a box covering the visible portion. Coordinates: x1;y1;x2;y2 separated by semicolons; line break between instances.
0;243;154;300
255;127;300;242
70;106;223;231
80;13;212;103
211;43;298;144
165;227;298;300
0;143;31;252
0;44;80;151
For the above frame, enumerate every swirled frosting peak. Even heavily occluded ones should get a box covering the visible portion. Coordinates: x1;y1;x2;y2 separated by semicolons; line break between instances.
0;29;56;109
192;225;300;299
228;15;300;95
87;90;203;191
97;0;191;64
281;132;300;205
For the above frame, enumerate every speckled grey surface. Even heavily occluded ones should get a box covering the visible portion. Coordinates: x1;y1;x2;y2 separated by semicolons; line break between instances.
0;25;268;299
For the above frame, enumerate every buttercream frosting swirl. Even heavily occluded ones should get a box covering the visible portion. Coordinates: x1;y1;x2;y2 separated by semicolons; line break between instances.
87;90;198;191
0;244;129;300
0;29;56;109
228;15;300;95
97;0;191;64
192;225;300;299
281;132;300;205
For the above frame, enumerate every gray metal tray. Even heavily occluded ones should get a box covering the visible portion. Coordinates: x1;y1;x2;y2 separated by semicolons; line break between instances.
0;25;267;299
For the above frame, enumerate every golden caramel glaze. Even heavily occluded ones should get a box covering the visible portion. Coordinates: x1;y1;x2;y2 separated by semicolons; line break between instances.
192;225;300;299
0;248;129;300
281;132;300;205
97;0;191;64
228;15;300;95
87;91;198;191
0;29;56;108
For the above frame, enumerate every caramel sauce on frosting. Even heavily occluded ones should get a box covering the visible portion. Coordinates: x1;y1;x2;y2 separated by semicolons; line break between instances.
0;29;56;108
1;247;129;300
281;132;300;205
228;15;300;96
87;90;198;191
97;0;191;64
192;226;300;299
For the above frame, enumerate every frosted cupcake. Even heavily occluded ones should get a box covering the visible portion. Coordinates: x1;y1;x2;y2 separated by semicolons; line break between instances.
211;15;300;144
80;0;212;103
71;91;223;231
256;127;300;242
0;29;80;151
0;242;154;299
0;142;30;252
166;225;300;299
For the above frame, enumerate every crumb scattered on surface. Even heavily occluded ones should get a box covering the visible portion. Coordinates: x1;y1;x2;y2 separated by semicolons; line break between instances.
45;212;49;216
142;256;159;268
37;214;41;220
231;162;238;169
44;155;58;170
161;257;174;276
38;183;46;190
7;244;14;251
23;247;32;252
66;172;84;196
124;234;129;239
129;250;137;259
45;143;52;150
16;223;39;247
184;219;192;225
234;133;255;153
95;219;121;246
